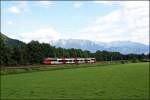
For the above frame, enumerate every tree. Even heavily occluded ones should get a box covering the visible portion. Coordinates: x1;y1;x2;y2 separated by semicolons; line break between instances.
41;43;55;58
11;43;28;65
27;41;44;64
0;35;5;65
1;33;148;66
0;35;14;66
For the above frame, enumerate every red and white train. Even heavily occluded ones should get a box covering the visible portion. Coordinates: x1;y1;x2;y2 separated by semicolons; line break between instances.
43;58;96;65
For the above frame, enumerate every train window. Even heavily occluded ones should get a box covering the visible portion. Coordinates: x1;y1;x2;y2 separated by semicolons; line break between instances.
58;60;62;62
52;60;57;61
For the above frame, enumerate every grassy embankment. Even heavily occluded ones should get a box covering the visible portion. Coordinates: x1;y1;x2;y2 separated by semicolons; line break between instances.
0;62;149;99
0;61;131;75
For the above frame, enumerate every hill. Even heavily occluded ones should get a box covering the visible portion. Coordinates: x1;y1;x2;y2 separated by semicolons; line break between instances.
0;33;25;46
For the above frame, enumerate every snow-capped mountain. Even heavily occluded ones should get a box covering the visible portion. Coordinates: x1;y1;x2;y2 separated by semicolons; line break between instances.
105;41;149;54
50;39;149;54
50;39;104;52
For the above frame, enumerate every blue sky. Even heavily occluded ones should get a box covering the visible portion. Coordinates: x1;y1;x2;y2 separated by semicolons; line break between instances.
1;1;149;45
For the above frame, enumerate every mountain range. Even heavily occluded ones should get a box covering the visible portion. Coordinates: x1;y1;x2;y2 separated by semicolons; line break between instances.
1;33;149;54
50;39;149;54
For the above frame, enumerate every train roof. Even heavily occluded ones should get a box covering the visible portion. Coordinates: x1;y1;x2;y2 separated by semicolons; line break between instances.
44;57;95;60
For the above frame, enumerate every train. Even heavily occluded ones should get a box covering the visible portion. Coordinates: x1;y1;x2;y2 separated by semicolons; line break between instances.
43;57;96;65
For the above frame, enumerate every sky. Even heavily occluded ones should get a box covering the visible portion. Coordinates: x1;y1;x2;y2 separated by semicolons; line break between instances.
1;1;149;45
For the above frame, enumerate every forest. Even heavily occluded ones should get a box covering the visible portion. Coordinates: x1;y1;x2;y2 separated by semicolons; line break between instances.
0;34;149;66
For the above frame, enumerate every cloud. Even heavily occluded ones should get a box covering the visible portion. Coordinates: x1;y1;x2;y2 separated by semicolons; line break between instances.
5;1;149;45
8;1;29;14
37;1;52;8
69;1;149;45
18;1;29;12
17;27;61;43
93;1;113;5
74;2;83;8
7;21;13;25
9;6;20;14
120;1;149;44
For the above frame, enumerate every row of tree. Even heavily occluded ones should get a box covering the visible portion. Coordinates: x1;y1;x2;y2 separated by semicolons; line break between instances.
0;36;149;66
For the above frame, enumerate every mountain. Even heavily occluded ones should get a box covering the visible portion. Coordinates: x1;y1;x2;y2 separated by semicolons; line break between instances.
1;33;149;54
50;39;105;52
0;33;25;46
50;39;149;54
105;41;149;54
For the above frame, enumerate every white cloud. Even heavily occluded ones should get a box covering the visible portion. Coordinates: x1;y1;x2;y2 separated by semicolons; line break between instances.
69;1;149;45
7;21;13;25
120;1;148;8
74;2;83;8
9;6;20;14
94;1;113;5
17;27;61;43
5;1;149;45
38;1;52;8
8;1;29;14
18;1;29;12
121;1;149;44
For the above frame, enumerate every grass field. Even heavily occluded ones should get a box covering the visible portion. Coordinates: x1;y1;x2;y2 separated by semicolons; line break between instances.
0;62;149;99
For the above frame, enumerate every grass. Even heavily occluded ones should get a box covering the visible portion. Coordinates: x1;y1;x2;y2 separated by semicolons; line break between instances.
0;61;125;75
0;62;149;99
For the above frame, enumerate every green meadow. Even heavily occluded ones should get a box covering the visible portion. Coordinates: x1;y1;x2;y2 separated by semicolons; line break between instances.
0;62;149;99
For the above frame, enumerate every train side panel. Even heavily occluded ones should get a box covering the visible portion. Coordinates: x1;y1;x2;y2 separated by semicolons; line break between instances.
43;58;96;65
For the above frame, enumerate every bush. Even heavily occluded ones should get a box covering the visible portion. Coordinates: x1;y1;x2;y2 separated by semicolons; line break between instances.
120;60;125;64
131;59;139;63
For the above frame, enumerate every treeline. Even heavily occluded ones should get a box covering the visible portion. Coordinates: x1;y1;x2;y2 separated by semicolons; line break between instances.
0;36;149;66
